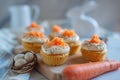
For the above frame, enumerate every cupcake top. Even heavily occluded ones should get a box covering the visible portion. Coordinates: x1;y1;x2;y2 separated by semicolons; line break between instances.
82;34;107;51
25;22;44;33
22;31;48;43
41;37;70;54
62;29;79;43
50;25;63;37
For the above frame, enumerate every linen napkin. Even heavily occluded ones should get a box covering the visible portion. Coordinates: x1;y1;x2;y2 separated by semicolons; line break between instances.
0;28;30;80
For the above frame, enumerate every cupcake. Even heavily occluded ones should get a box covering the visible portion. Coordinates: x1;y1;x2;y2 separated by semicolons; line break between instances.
61;29;81;55
22;31;48;53
49;25;63;40
24;22;44;34
40;37;70;66
81;34;107;62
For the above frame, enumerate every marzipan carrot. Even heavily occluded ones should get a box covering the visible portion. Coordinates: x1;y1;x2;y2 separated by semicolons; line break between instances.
62;60;120;80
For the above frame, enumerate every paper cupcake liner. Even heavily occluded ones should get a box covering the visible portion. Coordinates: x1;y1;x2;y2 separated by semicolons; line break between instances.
68;41;81;55
40;50;69;66
22;41;42;53
81;48;106;62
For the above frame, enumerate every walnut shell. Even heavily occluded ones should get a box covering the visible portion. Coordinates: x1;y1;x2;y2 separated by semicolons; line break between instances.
11;51;37;73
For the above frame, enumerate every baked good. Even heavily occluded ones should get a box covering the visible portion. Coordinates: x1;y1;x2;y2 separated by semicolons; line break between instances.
24;22;44;34
49;25;63;40
81;34;107;61
22;31;48;53
61;29;81;55
40;37;70;66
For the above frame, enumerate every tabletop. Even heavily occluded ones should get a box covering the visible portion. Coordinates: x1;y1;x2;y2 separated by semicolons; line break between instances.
30;33;120;80
0;22;120;80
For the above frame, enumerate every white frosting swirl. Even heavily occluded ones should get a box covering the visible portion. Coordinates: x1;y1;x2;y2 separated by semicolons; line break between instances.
22;36;48;43
81;40;107;51
62;34;79;43
41;44;70;54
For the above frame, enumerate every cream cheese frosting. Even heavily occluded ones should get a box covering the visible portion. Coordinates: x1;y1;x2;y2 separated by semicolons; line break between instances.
62;34;80;43
81;40;107;51
22;36;48;43
41;44;70;54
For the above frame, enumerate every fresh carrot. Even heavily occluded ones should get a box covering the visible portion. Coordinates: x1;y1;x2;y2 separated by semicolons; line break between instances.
62;60;120;80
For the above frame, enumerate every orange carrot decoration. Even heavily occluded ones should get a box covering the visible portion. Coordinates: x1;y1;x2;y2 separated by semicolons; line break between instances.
28;31;45;38
90;34;102;43
28;22;41;29
62;60;120;80
52;25;62;32
62;30;75;37
47;37;65;47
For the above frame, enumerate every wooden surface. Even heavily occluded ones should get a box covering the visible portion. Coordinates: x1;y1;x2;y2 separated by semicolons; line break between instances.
35;53;90;80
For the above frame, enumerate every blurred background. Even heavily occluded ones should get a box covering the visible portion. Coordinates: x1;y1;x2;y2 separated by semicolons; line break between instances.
0;0;120;32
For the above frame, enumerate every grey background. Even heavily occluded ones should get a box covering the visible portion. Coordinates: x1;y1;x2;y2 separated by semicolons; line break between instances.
0;0;120;31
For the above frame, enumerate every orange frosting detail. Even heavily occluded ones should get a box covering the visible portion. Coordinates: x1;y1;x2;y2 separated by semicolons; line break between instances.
90;34;102;43
47;37;65;47
62;30;75;37
28;31;45;38
52;25;62;32
28;22;41;29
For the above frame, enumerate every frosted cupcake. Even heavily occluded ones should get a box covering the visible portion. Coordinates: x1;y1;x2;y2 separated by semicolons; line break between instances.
49;25;63;40
40;37;70;66
24;22;44;34
81;34;107;61
61;29;81;55
22;31;48;53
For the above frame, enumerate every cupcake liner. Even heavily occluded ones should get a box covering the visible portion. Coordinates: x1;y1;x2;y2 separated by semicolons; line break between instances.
68;41;81;55
69;45;81;55
40;50;69;66
81;48;106;62
22;42;42;53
